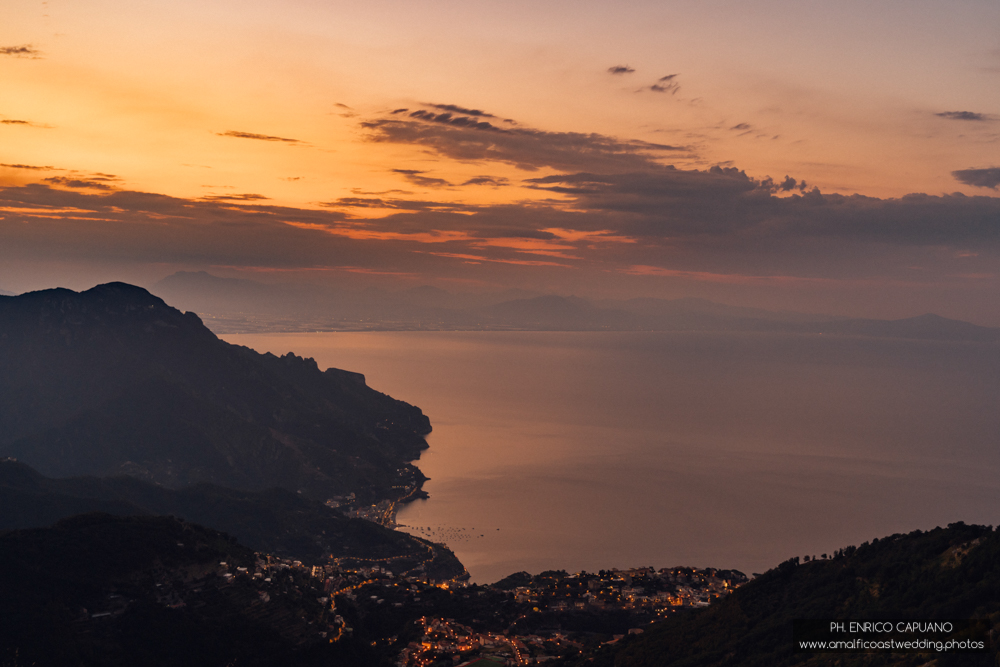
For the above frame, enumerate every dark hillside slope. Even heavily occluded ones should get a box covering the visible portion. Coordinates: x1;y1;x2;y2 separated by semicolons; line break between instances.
586;523;1000;667
0;283;430;501
0;513;389;666
0;459;464;579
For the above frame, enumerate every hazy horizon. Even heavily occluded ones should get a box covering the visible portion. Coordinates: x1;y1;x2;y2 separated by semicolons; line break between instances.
6;274;1000;331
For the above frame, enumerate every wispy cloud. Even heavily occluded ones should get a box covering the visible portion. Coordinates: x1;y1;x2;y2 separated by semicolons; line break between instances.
649;74;680;94
1;119;50;128
608;65;636;75
320;196;473;212
406;110;506;132
44;173;122;191
333;103;357;118
1;163;55;171
392;169;452;188
201;193;271;201
952;167;1000;189
363;113;689;173
427;251;570;267
429;103;495;118
936;111;995;122
462;176;509;187
0;45;40;58
216;130;302;144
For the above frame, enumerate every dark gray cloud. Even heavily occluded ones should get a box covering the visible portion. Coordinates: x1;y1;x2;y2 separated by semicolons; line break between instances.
391;108;409;115
649;74;680;94
43;174;122;191
936;111;993;122
44;177;115;191
650;82;679;94
521;167;1000;248
0;45;40;57
201;193;271;202
773;175;808;192
1;163;54;170
0;183;384;271
4;174;1000;317
392;169;452;188
320;197;474;212
406;109;506;132
363;116;688;173
1;119;51;129
217;130;302;143
730;123;752;131
5;98;1000;307
462;176;509;187
953;168;1000;189
429;104;495;118
608;65;636;75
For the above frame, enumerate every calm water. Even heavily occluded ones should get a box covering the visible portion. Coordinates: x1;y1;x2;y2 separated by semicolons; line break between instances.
222;331;1000;583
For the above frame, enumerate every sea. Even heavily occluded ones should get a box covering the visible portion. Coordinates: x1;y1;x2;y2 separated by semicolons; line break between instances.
221;331;1000;584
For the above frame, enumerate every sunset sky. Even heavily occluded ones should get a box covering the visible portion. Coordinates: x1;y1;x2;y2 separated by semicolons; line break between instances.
2;0;1000;322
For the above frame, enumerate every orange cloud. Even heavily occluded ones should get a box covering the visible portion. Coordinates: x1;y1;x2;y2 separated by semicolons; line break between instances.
283;220;472;244
428;251;570;267
475;237;575;252
0;206;100;216
542;228;637;244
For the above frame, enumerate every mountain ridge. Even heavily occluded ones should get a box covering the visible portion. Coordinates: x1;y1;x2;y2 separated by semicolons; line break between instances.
147;271;1000;339
568;522;1000;666
0;282;432;502
0;458;464;577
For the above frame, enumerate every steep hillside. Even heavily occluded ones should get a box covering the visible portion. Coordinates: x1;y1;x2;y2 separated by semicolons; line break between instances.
0;513;390;666
0;459;464;579
0;283;430;502
574;523;1000;667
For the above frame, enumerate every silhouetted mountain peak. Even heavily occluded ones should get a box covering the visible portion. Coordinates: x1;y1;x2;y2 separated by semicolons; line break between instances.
1;282;215;353
0;283;431;501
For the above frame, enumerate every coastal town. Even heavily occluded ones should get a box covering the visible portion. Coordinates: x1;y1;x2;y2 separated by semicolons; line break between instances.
306;482;749;664
206;552;747;665
394;566;747;666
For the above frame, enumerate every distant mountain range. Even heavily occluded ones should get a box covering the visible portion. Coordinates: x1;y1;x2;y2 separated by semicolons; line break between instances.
0;282;432;502
151;271;1000;341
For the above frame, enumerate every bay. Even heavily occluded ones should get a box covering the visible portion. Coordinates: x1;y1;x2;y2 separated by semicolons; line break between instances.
222;331;1000;583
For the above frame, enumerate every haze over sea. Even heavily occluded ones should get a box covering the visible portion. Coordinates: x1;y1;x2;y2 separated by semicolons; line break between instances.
223;331;1000;583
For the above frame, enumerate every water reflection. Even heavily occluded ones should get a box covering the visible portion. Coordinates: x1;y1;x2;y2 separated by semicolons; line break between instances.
223;331;1000;582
